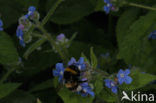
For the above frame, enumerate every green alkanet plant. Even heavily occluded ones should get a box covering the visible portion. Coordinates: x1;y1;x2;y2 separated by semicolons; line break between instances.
0;0;156;103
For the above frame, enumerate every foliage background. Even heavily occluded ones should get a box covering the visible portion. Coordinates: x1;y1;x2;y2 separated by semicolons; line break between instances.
0;0;156;103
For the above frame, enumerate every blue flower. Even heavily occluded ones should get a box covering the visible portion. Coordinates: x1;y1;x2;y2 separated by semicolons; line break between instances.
103;0;112;14
28;6;36;12
117;69;132;85
53;63;64;82
16;24;25;47
25;6;36;18
56;33;65;41
68;57;76;65
68;57;86;71
148;30;156;40
0;19;3;31
77;82;94;97
104;79;118;94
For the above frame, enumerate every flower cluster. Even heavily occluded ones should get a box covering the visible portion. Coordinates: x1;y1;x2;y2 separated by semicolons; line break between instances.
53;33;70;52
103;0;113;14
16;6;40;47
104;79;117;94
56;33;69;46
104;69;132;94
53;57;94;97
148;30;156;40
103;0;118;14
25;6;36;19
0;19;3;31
16;24;26;47
77;82;94;97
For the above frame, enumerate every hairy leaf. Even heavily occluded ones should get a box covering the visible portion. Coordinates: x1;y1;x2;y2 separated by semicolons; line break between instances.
46;0;95;24
0;83;21;99
0;32;19;64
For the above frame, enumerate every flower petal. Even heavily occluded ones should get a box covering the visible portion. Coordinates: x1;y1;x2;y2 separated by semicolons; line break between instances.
124;69;130;75
0;27;3;31
111;87;117;94
68;57;76;66
118;78;124;85
80;64;86;70
117;69;124;78
58;75;63;82
104;6;110;14
19;39;25;47
53;70;59;76
88;91;95;97
104;79;111;88
56;33;65;41
125;76;132;84
56;63;64;71
28;6;36;12
104;0;110;3
78;57;84;64
0;20;3;26
81;93;88;97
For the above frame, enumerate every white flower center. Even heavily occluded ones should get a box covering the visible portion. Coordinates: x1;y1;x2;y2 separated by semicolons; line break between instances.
120;73;125;78
111;83;115;87
19;36;22;40
76;85;82;91
107;4;110;7
60;71;63;75
83;89;87;93
28;11;32;15
78;65;81;70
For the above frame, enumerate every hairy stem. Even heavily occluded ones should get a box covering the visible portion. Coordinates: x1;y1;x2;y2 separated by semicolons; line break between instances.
128;2;156;11
93;69;109;78
117;88;121;103
38;25;68;62
41;0;63;26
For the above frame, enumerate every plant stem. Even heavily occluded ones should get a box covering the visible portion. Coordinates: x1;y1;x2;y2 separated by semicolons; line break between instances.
31;33;46;38
93;69;109;78
41;0;63;26
117;88;121;103
0;67;16;83
127;2;156;11
38;25;68;62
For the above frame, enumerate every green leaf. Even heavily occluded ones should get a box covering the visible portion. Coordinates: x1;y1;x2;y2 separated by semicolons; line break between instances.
97;87;117;102
90;47;98;69
58;88;94;103
46;0;95;24
120;69;156;90
95;0;105;11
0;83;21;99
116;8;141;48
29;79;53;92
93;75;103;95
20;44;60;78
34;89;58;103
117;8;156;73
0;32;19;64
23;38;47;59
0;90;36;103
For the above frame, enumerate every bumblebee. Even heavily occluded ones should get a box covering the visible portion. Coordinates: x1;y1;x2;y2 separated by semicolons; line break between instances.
63;65;87;92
